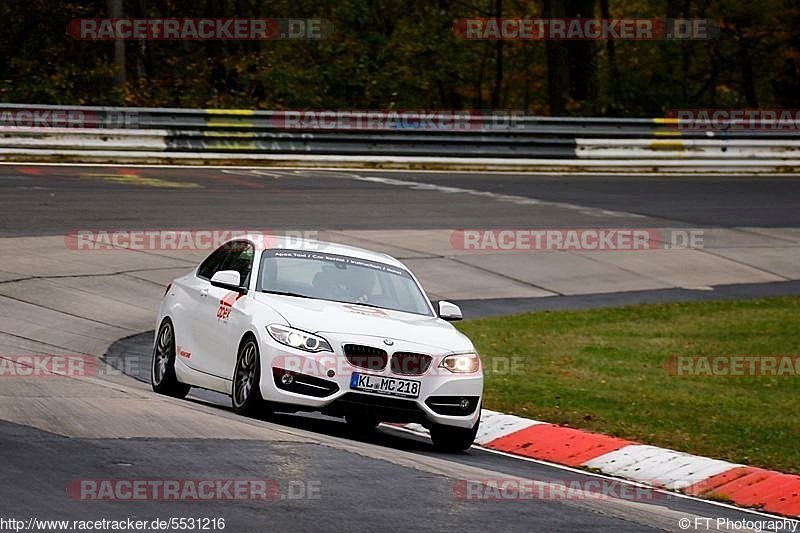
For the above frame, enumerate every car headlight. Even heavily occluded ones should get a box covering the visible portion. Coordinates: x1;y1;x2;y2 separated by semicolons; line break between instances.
267;324;332;353
440;352;481;373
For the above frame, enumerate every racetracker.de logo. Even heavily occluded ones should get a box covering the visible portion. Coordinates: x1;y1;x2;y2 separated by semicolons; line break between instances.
67;18;330;40
450;229;704;251
0;109;100;128
454;18;718;40
69;480;276;501
0;355;98;377
272;353;493;379
667;109;800;132
664;355;800;376
0;107;139;129
272;110;483;131
454;478;662;501
64;230;321;251
67;479;321;501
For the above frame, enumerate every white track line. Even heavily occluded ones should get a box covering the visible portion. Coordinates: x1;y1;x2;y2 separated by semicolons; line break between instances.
351;174;646;218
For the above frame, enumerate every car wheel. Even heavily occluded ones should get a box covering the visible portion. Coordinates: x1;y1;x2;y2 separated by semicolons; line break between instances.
151;319;191;398
430;419;480;452
345;413;380;432
232;336;265;416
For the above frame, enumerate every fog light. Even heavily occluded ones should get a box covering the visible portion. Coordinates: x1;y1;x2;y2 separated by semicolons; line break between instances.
281;373;294;385
459;398;470;411
327;369;335;378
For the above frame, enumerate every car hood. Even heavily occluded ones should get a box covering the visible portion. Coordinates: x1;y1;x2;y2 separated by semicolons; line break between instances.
251;293;473;352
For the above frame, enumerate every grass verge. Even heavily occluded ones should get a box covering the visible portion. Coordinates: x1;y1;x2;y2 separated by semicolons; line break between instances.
457;296;800;473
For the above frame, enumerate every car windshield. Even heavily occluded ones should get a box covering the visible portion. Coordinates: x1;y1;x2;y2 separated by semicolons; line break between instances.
257;249;433;316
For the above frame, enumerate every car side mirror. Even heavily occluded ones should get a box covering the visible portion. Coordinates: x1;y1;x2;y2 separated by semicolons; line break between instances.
210;270;245;293
437;300;463;321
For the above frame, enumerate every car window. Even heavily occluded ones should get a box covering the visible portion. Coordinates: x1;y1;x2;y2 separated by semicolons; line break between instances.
218;240;255;287
258;249;432;316
197;245;229;280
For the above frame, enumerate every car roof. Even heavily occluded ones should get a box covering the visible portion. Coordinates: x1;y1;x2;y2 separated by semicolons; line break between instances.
237;234;406;269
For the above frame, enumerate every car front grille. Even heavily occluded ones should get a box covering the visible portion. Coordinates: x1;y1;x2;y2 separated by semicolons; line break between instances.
343;344;388;371
390;352;433;375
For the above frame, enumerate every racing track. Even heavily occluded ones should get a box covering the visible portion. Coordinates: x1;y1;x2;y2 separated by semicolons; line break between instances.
1;164;799;532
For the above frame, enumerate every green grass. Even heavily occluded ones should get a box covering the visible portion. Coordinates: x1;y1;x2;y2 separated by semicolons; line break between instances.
456;296;800;474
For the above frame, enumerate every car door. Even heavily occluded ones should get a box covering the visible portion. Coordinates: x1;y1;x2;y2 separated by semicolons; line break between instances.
174;244;229;372
193;240;256;379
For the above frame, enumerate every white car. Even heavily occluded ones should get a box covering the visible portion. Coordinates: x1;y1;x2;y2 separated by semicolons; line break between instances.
151;236;483;451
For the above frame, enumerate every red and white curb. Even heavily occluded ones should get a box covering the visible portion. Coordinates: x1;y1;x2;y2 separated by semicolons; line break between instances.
397;410;800;518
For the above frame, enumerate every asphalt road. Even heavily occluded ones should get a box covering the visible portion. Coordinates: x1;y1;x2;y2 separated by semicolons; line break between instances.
2;164;799;532
354;171;800;228
3;420;655;533
1;165;798;236
4;163;800;313
93;331;787;533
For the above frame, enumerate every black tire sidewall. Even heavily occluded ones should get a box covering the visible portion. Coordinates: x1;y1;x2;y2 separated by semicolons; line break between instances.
232;337;263;415
151;319;190;398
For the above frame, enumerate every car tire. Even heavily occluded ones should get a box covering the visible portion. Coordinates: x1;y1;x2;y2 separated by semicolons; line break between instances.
151;319;191;398
345;413;380;432
430;418;480;452
232;336;265;416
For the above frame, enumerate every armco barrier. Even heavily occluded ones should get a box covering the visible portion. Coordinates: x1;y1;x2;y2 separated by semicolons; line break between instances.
1;103;800;170
0;127;168;151
575;138;800;159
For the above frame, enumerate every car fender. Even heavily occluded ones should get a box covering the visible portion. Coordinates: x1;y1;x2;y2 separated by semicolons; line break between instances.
231;295;288;377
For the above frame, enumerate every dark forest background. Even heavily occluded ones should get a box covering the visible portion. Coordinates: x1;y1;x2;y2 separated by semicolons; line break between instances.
1;0;798;116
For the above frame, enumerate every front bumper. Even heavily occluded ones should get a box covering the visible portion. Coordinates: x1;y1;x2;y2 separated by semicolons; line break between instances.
256;330;483;429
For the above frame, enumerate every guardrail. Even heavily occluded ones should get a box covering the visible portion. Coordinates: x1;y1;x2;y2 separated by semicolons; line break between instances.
1;103;799;171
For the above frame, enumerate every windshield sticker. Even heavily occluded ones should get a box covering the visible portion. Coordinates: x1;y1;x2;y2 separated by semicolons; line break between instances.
267;249;409;278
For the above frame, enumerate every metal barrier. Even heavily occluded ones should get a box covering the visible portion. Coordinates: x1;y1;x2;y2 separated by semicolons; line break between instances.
1;103;799;170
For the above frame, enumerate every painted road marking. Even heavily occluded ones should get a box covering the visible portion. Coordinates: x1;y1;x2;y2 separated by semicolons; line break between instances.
80;172;202;189
350;175;646;218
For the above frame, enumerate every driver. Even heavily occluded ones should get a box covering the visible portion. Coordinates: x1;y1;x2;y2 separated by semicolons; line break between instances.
347;269;376;304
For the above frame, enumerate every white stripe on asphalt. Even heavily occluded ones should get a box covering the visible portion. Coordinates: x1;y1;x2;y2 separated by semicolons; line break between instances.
351;175;646;218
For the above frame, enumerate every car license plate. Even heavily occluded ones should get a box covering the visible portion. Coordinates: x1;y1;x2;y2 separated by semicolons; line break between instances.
350;372;421;399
